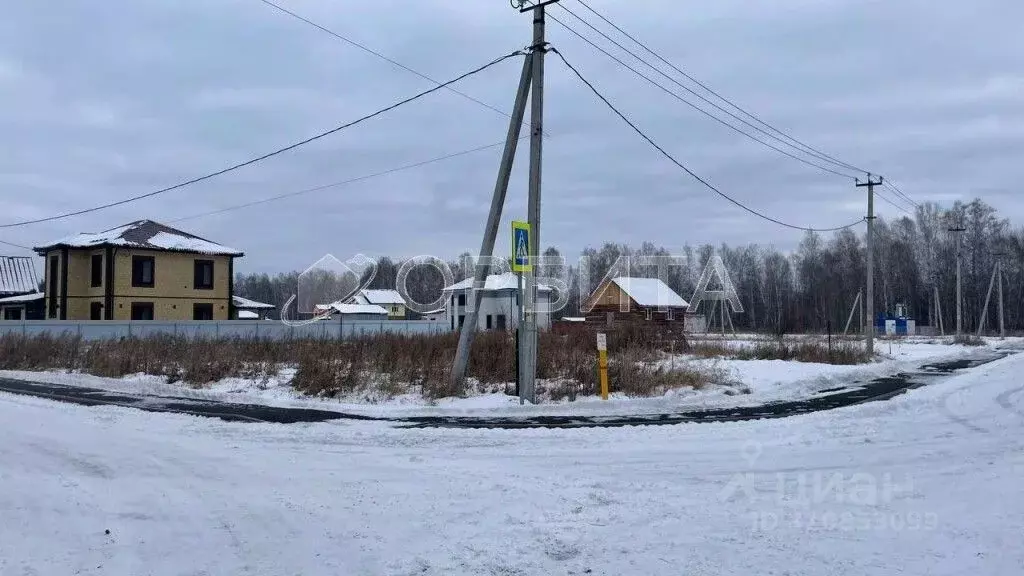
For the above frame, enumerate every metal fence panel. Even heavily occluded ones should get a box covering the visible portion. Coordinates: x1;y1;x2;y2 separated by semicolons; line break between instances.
0;320;451;340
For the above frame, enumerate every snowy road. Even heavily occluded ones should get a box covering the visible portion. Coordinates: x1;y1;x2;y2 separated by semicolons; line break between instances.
2;352;1023;575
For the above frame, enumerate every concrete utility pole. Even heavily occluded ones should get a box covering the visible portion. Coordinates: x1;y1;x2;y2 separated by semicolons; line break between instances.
857;175;882;356
948;224;966;336
450;55;533;387
997;256;1005;339
517;0;555;405
452;0;557;399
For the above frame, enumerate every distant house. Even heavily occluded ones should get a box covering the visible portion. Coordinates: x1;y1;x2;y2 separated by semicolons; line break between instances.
349;289;406;319
33;220;243;321
313;302;390;321
583;277;689;326
0;256;44;320
232;295;275;320
443;272;552;332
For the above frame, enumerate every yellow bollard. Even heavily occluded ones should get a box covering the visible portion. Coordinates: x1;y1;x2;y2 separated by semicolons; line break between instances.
597;333;609;400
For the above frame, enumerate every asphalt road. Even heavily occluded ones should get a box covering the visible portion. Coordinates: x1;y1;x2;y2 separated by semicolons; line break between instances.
0;352;1008;428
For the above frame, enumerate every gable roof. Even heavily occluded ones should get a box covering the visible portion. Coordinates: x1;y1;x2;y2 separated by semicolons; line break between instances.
595;277;689;308
358;289;406;305
313;303;389;316
34;220;243;257
0;291;44;304
0;256;40;295
232;295;275;310
444;272;553;292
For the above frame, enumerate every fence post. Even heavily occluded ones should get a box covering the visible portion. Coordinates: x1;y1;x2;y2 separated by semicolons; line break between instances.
255;320;260;339
128;321;132;338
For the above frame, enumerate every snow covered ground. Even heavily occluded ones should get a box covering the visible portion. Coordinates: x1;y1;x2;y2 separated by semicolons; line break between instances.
0;343;1022;574
1;337;1017;418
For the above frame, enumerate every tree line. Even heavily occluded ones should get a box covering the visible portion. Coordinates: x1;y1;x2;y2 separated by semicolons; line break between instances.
235;198;1022;333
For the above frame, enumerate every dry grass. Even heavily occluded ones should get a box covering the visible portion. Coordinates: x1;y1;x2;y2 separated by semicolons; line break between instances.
688;335;870;365
952;333;987;347
0;324;749;401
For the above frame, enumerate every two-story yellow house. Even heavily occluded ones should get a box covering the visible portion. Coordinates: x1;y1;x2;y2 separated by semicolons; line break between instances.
33;220;243;321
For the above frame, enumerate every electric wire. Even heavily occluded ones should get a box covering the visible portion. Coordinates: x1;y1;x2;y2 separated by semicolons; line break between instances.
542;8;858;180
0;50;524;229
255;0;512;121
168;138;521;223
570;0;869;175
553;48;864;233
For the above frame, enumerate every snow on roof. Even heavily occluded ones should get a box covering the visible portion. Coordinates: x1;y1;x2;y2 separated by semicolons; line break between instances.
314;303;389;315
445;272;552;292
0;256;40;295
0;291;44;304
611;277;689;308
359;289;405;305
232;295;275;310
236;310;259;319
35;220;243;256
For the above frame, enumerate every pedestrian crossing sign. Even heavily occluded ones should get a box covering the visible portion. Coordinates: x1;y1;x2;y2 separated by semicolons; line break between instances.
511;220;532;273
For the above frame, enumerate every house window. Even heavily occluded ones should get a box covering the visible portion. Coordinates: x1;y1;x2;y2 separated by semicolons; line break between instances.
645;309;653;321
91;254;103;287
130;302;154;320
3;308;22;320
48;255;59;318
89;302;103;320
193;303;214;321
194;259;214;290
496;314;507;330
667;308;674;321
451;315;455;330
457;293;466;306
486;315;493;329
458;315;465;328
132;256;155;288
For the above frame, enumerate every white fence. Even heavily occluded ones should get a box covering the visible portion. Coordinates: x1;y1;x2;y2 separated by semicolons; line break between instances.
0;319;450;340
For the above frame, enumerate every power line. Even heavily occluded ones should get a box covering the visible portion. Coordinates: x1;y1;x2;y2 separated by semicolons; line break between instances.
255;0;512;121
542;8;858;180
556;1;863;177
875;190;914;217
570;0;869;175
169;138;521;224
883;180;920;208
0;50;523;230
553;48;864;233
0;238;31;250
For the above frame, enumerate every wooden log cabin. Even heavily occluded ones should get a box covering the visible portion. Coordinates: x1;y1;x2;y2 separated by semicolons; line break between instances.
582;277;691;328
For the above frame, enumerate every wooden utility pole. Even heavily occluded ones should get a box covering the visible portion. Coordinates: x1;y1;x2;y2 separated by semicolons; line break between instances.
857;175;882;355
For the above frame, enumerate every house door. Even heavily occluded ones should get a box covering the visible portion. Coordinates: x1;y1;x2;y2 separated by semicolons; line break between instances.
496;314;507;330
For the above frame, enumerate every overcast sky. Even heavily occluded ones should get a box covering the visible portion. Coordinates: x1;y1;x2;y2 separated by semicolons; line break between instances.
1;0;1021;273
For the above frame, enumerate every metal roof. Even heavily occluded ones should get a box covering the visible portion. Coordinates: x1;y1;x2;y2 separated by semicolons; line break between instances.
0;256;40;296
34;220;243;256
